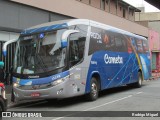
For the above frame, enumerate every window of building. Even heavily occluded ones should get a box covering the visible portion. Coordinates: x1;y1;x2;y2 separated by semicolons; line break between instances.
123;8;126;18
120;7;122;11
101;0;105;10
106;0;108;5
132;10;134;16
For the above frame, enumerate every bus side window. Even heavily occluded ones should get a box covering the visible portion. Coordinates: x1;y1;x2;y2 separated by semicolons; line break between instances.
131;38;137;51
142;40;149;53
101;31;115;51
114;36;127;52
69;33;86;67
89;27;102;55
136;39;144;53
127;37;133;53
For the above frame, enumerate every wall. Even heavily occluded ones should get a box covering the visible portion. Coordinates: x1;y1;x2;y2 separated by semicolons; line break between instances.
149;30;160;51
81;0;90;4
11;0;149;37
110;0;116;15
117;4;123;17
149;29;160;70
149;21;160;33
135;12;160;21
0;1;73;31
91;0;100;9
0;0;73;73
0;31;19;42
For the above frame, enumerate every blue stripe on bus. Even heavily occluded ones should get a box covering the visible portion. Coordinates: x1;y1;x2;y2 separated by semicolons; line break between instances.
21;23;68;35
13;71;69;86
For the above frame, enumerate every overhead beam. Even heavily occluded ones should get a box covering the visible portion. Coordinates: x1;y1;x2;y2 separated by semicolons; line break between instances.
145;0;160;10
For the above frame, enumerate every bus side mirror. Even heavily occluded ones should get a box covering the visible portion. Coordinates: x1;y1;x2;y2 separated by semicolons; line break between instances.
0;61;4;68
61;30;79;48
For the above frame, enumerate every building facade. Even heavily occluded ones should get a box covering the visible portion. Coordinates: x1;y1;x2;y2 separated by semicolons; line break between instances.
135;12;160;72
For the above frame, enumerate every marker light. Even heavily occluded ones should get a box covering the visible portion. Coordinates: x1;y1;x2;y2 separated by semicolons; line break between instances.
39;33;44;39
13;82;19;87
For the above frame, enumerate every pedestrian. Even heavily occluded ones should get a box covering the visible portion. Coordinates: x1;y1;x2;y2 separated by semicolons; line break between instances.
0;65;5;83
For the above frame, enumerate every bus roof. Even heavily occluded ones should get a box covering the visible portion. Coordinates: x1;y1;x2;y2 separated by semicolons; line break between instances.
21;19;147;40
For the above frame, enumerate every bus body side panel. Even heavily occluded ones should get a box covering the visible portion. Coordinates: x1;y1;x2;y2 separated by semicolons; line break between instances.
68;63;90;96
85;51;140;93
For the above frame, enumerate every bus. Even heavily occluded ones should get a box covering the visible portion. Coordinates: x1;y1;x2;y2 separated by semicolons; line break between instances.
3;19;151;101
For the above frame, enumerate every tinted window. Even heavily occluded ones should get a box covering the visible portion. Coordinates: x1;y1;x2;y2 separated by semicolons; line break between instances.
89;27;128;55
114;36;126;52
89;27;116;55
142;40;149;53
126;37;133;53
89;27;102;55
69;25;87;67
136;39;144;53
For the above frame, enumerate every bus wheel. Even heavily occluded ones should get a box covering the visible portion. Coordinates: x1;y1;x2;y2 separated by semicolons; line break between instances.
87;77;99;101
135;72;142;88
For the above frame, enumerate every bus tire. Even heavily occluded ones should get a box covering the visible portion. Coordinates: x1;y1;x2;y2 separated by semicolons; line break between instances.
134;72;143;88
86;77;99;101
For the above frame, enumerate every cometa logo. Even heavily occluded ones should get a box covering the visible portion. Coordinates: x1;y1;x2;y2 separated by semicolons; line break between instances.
104;54;123;64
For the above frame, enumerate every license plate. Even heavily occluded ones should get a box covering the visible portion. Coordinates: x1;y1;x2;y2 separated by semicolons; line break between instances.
31;93;40;97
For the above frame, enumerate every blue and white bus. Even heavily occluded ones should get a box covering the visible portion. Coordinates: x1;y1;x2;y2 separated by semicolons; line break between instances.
3;19;151;101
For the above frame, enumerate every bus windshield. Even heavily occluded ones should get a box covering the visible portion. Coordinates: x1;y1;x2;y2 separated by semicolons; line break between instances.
14;29;67;74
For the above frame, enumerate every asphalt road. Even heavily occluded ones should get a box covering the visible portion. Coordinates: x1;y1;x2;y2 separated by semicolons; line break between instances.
2;79;160;120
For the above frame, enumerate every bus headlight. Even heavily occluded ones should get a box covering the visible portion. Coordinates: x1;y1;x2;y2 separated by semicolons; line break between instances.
51;79;64;86
13;82;19;87
51;75;70;86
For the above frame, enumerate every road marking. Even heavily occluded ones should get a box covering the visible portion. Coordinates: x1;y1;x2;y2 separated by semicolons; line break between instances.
135;92;143;95
52;92;143;120
52;95;133;120
83;95;133;111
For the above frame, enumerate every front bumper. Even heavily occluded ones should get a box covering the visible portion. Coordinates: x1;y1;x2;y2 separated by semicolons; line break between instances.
13;79;83;101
